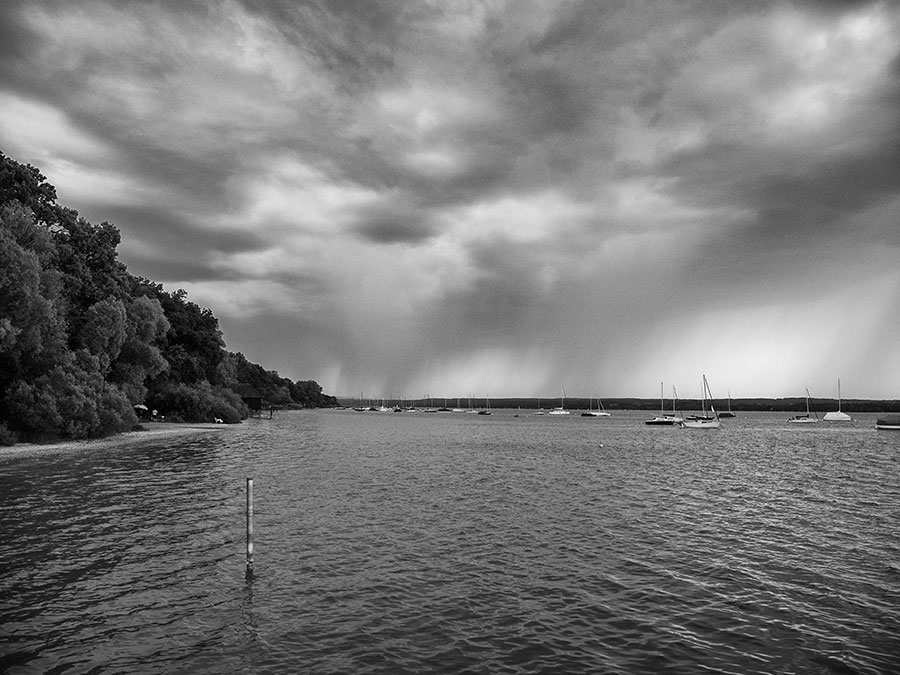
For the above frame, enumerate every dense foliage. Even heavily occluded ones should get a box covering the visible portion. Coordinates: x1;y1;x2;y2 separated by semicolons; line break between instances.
0;151;335;445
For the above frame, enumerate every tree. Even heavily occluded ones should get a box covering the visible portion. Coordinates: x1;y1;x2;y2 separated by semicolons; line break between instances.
52;214;133;340
0;151;61;227
293;379;336;408
0;206;69;396
75;298;128;373
143;285;225;385
0;155;137;440
108;295;170;404
0;150;337;440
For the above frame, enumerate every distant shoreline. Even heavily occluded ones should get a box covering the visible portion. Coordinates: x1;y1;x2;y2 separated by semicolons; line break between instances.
332;398;900;413
0;422;234;459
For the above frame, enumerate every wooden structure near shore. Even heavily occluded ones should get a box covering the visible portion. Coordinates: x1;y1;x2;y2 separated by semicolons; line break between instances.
241;396;277;419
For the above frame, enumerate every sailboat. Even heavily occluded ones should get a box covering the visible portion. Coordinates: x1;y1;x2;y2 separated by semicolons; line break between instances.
719;391;736;418
645;383;683;425
789;388;819;424
549;387;570;415
681;375;720;429
477;397;492;415
581;394;611;417
823;378;851;421
532;397;545;415
686;376;715;421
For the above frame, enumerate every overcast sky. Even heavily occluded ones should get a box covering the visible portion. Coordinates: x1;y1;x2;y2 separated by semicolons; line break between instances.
2;0;899;400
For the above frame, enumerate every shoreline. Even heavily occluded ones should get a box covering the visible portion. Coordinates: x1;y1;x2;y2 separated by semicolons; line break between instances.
0;421;234;459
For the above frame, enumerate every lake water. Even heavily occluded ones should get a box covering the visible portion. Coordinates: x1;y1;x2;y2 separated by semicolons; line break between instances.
2;410;899;674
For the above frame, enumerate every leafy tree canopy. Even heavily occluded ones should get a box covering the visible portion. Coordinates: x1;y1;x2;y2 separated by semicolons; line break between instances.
0;150;333;445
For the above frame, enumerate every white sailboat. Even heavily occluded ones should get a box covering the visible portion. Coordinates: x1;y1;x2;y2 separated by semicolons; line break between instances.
686;376;715;421
645;382;683;425
788;388;818;424
823;378;851;421
581;394;611;417
549;387;570;415
681;375;720;429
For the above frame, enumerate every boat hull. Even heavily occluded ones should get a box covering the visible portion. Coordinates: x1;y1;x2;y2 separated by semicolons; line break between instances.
681;420;720;429
876;415;900;430
645;416;682;426
789;416;818;424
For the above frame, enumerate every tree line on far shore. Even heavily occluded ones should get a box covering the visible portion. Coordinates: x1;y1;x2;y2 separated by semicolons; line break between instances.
343;397;900;413
0;151;335;445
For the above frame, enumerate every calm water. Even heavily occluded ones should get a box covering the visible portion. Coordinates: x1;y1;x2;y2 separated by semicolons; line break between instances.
2;410;899;674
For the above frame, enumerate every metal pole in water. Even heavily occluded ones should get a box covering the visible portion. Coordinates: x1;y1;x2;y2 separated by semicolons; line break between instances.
246;477;254;578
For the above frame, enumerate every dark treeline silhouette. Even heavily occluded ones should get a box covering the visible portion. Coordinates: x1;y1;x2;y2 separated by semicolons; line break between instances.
0;151;334;445
370;397;899;413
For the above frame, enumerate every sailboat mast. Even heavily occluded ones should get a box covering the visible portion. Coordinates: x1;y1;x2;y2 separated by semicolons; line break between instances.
704;375;718;421
660;381;664;415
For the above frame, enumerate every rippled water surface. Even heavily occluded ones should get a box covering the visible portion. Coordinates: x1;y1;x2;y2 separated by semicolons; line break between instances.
2;410;900;674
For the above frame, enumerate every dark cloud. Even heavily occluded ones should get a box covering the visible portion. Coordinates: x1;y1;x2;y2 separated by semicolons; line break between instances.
431;255;547;345
0;4;38;65
84;203;267;283
2;0;899;397
351;203;437;244
793;0;881;12
236;0;403;87
891;48;900;77
499;62;595;135
217;306;346;379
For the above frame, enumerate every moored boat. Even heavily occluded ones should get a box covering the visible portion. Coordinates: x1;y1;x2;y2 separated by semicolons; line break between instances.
549;387;570;415
581;395;611;417
823;378;851;421
789;388;819;424
718;391;736;418
681;375;720;429
645;415;682;425
876;415;900;430
645;383;683;425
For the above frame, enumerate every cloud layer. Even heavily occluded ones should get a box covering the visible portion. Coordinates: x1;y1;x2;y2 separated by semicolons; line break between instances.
2;0;899;398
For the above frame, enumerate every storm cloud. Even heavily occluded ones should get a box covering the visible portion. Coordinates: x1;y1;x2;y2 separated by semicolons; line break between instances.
2;0;898;399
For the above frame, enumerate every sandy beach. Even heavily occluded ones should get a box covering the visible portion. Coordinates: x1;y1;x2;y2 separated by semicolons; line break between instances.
0;422;234;459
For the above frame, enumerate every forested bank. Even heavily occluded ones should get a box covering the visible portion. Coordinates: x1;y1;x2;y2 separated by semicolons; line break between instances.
0;151;334;445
